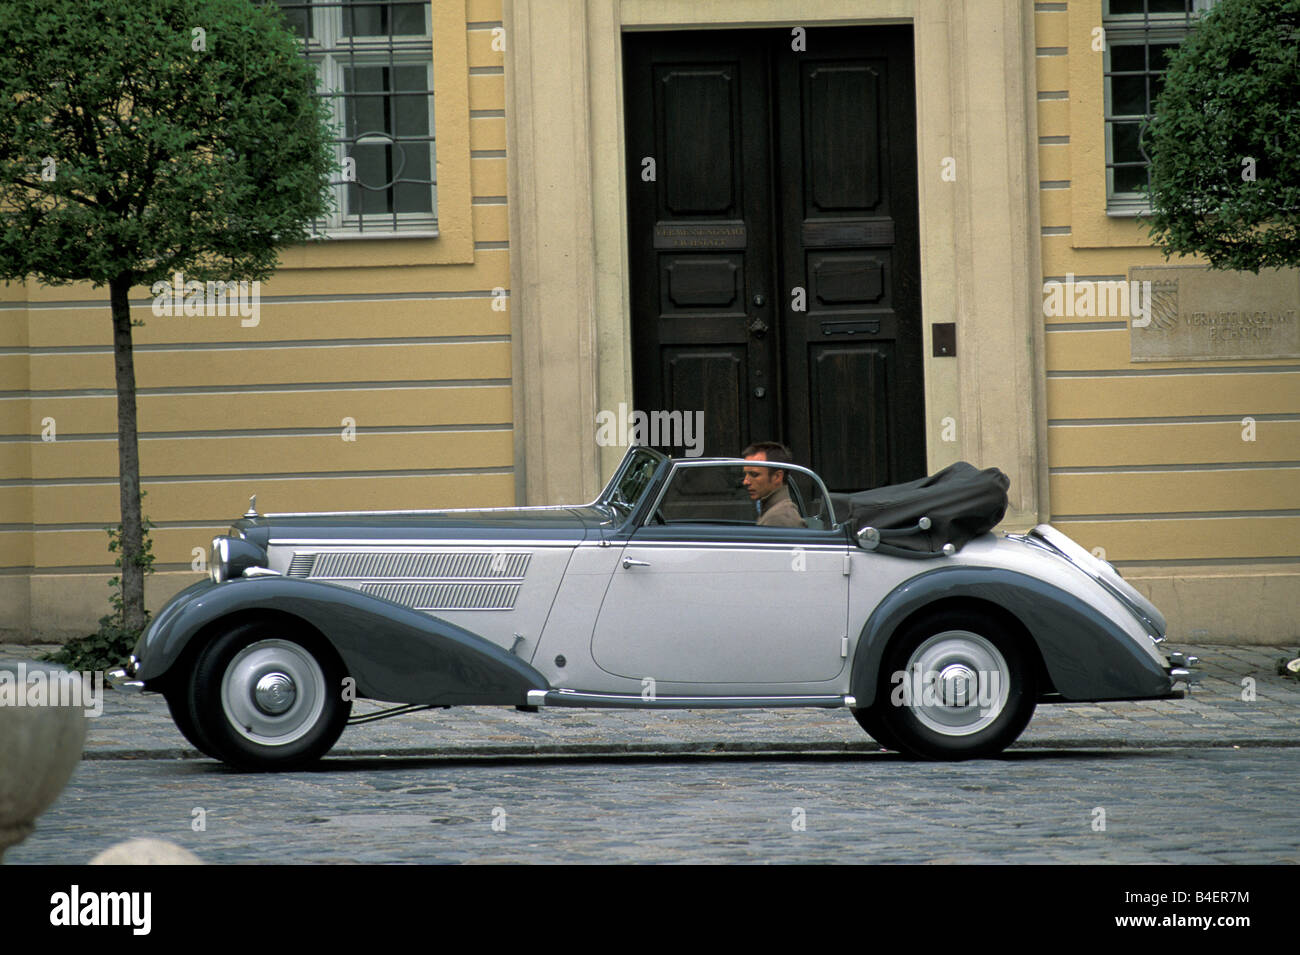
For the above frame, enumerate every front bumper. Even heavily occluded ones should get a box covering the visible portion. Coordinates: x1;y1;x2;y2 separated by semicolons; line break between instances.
106;655;144;693
1166;650;1203;690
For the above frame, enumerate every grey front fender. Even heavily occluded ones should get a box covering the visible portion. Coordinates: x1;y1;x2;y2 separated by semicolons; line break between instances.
134;577;549;706
850;566;1171;705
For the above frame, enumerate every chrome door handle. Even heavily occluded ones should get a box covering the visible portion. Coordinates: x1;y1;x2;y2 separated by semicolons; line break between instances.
622;557;651;569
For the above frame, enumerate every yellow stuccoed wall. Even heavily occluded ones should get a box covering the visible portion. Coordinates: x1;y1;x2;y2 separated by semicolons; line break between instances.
1035;2;1299;642
0;0;513;641
3;0;1295;645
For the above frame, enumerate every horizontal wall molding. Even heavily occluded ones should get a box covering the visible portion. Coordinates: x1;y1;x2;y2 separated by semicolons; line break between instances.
0;290;509;311
1053;509;1300;521
1050;414;1298;425
0;564;206;576
0;424;513;444
1112;556;1300;568
1049;461;1300;472
1043;320;1128;331
1;335;510;356
1048;365;1300;378
0;378;511;399
0;466;514;487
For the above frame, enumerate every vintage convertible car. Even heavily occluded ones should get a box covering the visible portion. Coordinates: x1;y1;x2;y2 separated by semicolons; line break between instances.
110;447;1201;770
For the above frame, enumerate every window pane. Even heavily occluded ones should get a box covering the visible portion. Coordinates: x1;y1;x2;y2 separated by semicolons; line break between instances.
270;1;437;230
1112;122;1145;165
1111;74;1149;116
342;65;434;216
1150;42;1180;70
269;0;312;40
343;1;426;37
1113;163;1148;194
1110;44;1148;72
1108;0;1193;13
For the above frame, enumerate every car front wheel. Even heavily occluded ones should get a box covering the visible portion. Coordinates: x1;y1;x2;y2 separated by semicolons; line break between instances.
868;609;1035;760
186;620;351;771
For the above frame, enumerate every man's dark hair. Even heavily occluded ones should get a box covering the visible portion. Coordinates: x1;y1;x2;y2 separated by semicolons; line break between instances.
741;441;792;464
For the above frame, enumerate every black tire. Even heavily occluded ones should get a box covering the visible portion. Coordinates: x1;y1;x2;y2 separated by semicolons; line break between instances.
867;608;1036;760
851;705;903;752
164;688;222;759
185;620;351;771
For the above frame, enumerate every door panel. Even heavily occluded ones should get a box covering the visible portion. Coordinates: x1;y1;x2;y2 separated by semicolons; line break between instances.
625;33;777;457
662;348;746;455
625;27;925;489
590;541;848;684
776;28;925;490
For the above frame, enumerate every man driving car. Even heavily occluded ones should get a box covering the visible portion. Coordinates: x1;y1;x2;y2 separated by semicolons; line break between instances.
741;442;805;528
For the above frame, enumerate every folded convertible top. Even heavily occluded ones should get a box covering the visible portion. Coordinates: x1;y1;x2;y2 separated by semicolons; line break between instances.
832;462;1010;558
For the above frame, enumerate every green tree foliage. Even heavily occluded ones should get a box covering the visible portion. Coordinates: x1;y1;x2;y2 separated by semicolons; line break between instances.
0;0;334;642
1141;0;1300;271
44;503;156;673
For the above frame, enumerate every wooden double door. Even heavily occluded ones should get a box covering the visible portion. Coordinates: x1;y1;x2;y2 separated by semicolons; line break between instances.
624;26;926;492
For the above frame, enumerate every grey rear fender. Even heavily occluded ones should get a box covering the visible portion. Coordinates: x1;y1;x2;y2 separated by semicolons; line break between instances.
134;577;549;706
850;566;1170;705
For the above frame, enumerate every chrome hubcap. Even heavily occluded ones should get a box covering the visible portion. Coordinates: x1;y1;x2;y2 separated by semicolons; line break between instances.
221;639;326;747
253;672;297;715
938;663;978;707
904;630;1011;736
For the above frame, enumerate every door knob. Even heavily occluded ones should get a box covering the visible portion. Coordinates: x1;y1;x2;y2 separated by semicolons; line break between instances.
752;294;766;307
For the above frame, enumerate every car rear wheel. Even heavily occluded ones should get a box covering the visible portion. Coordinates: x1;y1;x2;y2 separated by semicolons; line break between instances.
867;609;1035;760
186;620;351;771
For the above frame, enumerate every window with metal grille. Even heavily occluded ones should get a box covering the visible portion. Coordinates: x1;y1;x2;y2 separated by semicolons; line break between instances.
1102;0;1215;214
273;1;437;235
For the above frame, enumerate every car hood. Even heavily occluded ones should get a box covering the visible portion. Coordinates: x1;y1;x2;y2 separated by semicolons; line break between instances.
234;506;602;545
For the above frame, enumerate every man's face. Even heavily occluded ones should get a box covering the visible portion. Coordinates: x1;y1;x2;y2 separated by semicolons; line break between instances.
742;451;784;501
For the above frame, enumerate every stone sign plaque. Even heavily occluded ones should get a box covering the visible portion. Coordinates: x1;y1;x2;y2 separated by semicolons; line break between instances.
1129;265;1300;361
653;221;747;250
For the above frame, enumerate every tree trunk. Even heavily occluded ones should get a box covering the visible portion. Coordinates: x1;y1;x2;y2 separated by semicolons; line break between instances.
109;274;146;635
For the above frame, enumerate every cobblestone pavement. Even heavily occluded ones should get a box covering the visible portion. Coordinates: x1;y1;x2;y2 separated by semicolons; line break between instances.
2;643;1297;864
7;747;1299;864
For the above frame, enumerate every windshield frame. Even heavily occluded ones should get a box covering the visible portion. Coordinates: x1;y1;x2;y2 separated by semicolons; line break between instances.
593;446;670;522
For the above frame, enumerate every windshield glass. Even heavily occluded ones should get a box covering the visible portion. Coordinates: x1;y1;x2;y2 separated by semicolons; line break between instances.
601;447;665;511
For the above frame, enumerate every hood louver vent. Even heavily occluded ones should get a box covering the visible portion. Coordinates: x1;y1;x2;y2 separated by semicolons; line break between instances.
280;549;532;611
310;551;530;580
360;582;522;611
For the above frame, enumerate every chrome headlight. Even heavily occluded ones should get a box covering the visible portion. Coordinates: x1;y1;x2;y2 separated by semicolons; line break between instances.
209;536;268;583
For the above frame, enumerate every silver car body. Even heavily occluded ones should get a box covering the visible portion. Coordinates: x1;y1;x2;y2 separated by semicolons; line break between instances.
117;446;1195;769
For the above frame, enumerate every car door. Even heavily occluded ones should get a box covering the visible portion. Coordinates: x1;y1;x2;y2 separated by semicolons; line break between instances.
589;463;850;688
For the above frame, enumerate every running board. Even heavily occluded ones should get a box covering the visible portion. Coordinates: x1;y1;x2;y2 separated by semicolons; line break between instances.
526;689;856;710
